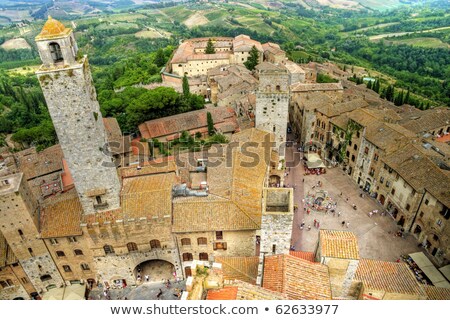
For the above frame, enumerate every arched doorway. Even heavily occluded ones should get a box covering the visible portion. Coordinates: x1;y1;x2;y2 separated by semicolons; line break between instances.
379;194;385;205
398;216;405;227
269;175;281;187
134;259;175;284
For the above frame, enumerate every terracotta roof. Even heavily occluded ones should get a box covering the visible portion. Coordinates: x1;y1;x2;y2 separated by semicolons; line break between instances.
382;143;450;208
348;109;415;153
206;286;238;300
81;208;123;226
289;250;315;262
121;172;175;219
262;42;284;55
355;259;426;296
233;34;263;52
234;280;287;300
36;16;71;40
172;195;260;232
120;158;177;179
316;98;368;118
40;189;83;238
0;232;18;267
423;284;450;300
263;254;332;300
215;256;259;285
61;158;74;190
319;230;359;260
291;82;343;92
103;118;132;155
255;62;287;72
138;107;237;140
171;37;234;64
206;280;287;300
401;107;450;134
173;128;270;231
17;145;64;180
284;60;305;74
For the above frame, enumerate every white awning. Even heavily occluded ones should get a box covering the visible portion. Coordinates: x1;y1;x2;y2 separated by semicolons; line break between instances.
409;252;450;288
306;153;326;168
42;284;86;300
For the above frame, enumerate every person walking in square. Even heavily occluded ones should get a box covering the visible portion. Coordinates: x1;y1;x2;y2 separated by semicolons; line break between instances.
342;221;345;227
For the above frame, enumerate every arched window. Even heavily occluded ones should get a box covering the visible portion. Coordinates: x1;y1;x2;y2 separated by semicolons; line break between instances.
74;249;83;256
127;242;138;253
150;239;161;249
197;237;207;245
18;229;24;237
80;263;90;271
181;238;191;246
49;42;63;63
56;250;65;257
103;245;114;255
276;85;281;91
40;274;52;282
63;265;72;272
199;252;208;261
182;253;193;261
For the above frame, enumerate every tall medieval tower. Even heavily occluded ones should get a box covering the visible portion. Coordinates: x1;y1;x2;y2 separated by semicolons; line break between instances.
35;17;120;214
255;62;290;158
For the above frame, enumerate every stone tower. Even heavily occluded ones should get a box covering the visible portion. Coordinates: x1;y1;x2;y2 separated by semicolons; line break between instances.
0;174;64;294
35;17;120;214
255;62;290;158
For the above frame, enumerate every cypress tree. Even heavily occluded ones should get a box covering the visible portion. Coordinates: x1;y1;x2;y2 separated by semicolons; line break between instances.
182;75;190;97
207;111;214;136
205;38;215;54
404;89;410;105
244;45;260;71
366;80;372;90
154;48;166;67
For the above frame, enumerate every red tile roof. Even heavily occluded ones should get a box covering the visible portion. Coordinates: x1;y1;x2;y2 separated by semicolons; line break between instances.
289;251;315;262
355;259;426;297
263;254;332;300
138;107;237;140
319;230;359;260
206;286;238;300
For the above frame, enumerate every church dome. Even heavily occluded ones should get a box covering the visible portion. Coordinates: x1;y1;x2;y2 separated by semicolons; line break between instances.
36;16;70;40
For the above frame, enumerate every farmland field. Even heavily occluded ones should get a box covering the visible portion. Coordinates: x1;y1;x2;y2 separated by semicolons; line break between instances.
1;37;31;50
388;37;450;49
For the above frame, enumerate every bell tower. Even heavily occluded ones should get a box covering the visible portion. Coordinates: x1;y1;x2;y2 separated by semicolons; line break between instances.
35;17;121;214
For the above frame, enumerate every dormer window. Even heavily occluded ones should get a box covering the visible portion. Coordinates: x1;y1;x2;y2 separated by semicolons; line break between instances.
49;42;63;63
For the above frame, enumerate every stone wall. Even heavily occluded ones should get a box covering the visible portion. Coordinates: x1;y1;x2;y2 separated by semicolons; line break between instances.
20;253;65;294
176;230;256;278
81;218;182;284
37;57;121;214
260;188;294;255
0;266;30;300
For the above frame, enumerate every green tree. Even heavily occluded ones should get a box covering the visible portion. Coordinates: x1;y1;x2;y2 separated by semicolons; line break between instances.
207;111;214;136
404;89;410;105
244;45;260;71
154;48;166;68
366;80;372;90
205;38;215;54
182;75;190;97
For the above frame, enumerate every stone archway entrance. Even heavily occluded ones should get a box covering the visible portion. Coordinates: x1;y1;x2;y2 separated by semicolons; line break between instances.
134;259;175;284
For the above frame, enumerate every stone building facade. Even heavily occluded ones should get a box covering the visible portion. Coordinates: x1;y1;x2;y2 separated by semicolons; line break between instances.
35;17;121;215
255;62;290;158
0;174;64;296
